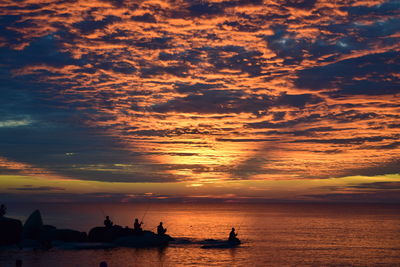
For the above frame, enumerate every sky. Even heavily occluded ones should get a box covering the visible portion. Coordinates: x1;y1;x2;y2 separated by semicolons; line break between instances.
0;0;399;203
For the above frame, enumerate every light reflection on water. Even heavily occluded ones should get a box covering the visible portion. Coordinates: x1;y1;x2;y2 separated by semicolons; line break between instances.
1;203;400;266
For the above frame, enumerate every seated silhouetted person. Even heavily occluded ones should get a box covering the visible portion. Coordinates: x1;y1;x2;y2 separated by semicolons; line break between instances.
133;218;143;234
104;216;113;228
157;222;167;235
228;227;238;242
0;204;6;217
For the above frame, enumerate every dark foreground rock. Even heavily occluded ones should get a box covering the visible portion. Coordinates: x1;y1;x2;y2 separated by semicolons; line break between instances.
88;226;134;242
0;217;23;245
40;228;87;242
89;226;174;247
114;231;173;247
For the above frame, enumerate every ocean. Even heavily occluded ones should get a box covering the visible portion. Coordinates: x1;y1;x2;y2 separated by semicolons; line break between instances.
1;203;399;266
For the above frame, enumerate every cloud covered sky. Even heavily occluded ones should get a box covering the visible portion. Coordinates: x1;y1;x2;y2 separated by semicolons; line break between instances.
0;0;399;202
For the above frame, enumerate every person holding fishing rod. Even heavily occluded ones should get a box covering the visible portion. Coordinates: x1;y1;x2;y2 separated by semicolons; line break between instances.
157;222;167;236
104;216;113;229
133;218;143;234
228;227;238;242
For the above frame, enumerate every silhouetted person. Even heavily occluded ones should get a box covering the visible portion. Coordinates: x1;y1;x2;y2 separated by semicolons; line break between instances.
99;261;108;267
16;259;22;267
133;218;143;234
0;204;6;217
104;216;113;228
228;227;238;242
157;222;167;235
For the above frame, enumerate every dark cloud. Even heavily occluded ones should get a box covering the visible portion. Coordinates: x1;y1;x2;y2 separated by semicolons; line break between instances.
135;37;172;50
154;91;324;114
131;127;210;137
295;51;400;96
174;82;224;93
283;0;317;9
290;135;399;145
248;114;322;129
153;90;272;114
205;45;264;76
9;186;65;191
346;1;400;17
131;13;157;23
96;61;136;74
188;2;224;16
350;182;400;190
275;93;323;108
304;191;400;203
73;15;122;34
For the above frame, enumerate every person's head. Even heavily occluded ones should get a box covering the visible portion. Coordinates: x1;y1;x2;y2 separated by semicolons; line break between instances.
99;261;108;267
106;216;109;219
16;259;22;267
160;222;163;225
135;218;138;222
232;227;235;231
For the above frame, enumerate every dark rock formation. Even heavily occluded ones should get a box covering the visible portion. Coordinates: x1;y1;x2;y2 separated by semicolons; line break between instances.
39;227;87;242
0;217;23;245
114;231;173;247
23;210;43;239
88;225;134;242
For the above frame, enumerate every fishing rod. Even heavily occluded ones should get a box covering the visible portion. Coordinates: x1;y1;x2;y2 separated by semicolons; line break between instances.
149;220;169;231
236;216;246;235
98;205;106;218
140;198;152;223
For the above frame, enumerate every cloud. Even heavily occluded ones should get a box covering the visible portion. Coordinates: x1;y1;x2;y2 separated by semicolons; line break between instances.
0;0;398;198
9;185;65;191
295;51;400;96
350;181;400;190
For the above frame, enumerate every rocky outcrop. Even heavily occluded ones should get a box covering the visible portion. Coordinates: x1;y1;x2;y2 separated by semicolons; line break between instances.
40;227;87;242
23;209;43;239
114;231;173;247
88;225;134;242
0;217;23;245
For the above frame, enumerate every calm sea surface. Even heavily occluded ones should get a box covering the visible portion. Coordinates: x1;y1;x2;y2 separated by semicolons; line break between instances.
1;203;399;266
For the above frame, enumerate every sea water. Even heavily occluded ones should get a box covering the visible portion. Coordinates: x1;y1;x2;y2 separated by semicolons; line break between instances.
1;203;399;266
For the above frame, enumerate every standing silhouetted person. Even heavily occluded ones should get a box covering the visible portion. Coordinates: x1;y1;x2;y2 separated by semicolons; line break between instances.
133;218;143;234
228;227;238;242
104;216;113;228
16;259;22;267
157;222;167;235
0;204;6;217
99;261;108;267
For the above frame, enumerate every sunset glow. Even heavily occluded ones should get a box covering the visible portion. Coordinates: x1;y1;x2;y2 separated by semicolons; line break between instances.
0;0;399;202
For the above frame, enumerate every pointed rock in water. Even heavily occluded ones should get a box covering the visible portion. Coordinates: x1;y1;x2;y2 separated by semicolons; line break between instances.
23;209;43;239
0;217;23;245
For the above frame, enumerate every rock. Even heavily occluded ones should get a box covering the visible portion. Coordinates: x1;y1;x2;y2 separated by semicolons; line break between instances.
0;217;23;245
53;229;87;242
88;225;134;242
19;238;42;249
42;224;57;231
114;231;172;247
23;210;43;239
38;225;87;242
